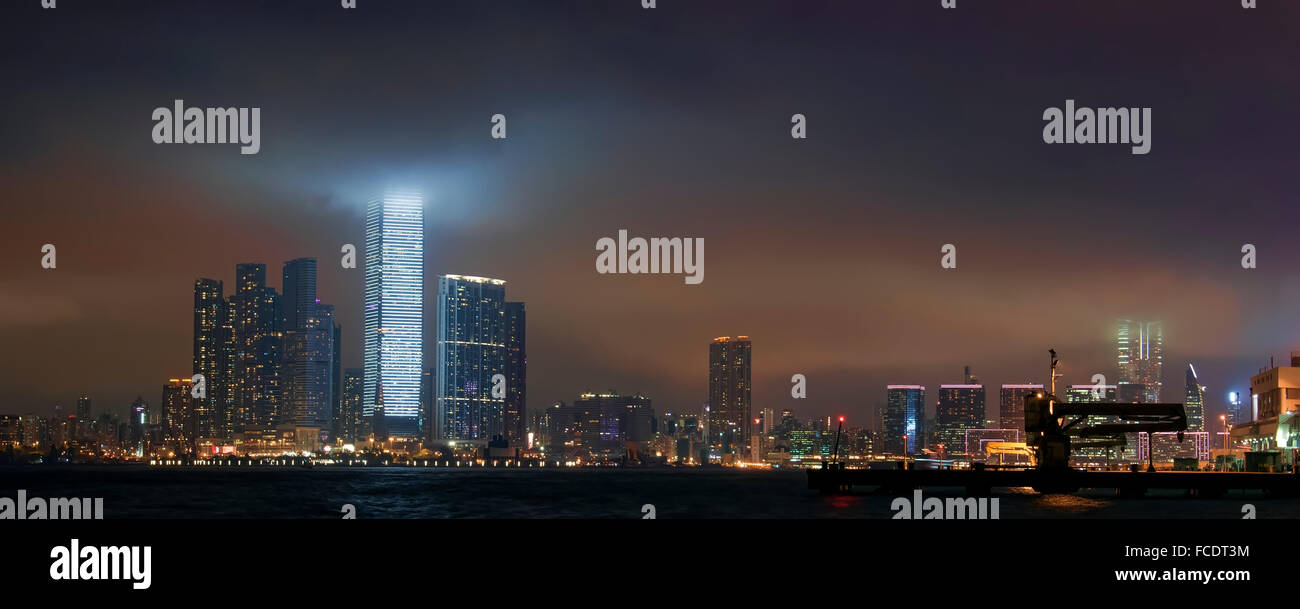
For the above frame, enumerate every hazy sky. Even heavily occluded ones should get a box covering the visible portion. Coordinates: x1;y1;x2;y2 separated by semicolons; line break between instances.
2;0;1298;427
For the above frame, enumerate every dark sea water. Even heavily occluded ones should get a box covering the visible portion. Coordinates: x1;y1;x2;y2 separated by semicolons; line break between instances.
2;466;1297;518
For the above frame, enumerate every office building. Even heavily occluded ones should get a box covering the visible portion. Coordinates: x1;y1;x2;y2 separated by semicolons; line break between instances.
883;385;925;455
937;384;985;457
1184;364;1206;432
435;274;507;444
1117;319;1163;402
363;190;424;439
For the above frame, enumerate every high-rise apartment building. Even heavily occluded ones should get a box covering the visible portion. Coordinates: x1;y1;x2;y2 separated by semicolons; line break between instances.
707;336;752;455
227;263;282;431
338;368;367;444
504;301;527;447
999;384;1042;431
161;377;195;456
193;278;226;440
281;258;336;441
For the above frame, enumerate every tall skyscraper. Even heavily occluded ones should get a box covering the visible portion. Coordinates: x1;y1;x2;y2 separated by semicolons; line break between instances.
193;278;226;440
363;190;424;439
883;385;925;455
1227;391;1244;427
1117;319;1163;403
161;377;195;456
707;336;752;455
331;321;342;439
1184;364;1206;432
999;384;1042;431
435;274;507;444
129;396;149;457
339;368;366;444
280;258;317;331
76;395;91;420
937;384;985;456
227;263;282;431
504;301;527;447
280;259;336;441
419;367;434;442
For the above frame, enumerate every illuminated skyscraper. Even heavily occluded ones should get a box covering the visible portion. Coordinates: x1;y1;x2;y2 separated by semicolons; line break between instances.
282;303;335;435
338;368;367;444
884;385;925;455
937;384;985;456
1116;319;1163;402
281;259;335;440
504;301;527;447
129;396;149;457
280;258;317;332
227;263;282;430
193;278;226;440
435;274;507;443
1184;364;1206;432
707;336;752;455
999;384;1042;431
161;377;195;456
363;190;424;439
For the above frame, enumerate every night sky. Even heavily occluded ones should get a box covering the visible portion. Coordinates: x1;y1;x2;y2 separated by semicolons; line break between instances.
2;0;1298;428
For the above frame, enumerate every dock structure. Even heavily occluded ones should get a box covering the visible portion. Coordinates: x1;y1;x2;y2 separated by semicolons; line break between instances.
807;464;1300;497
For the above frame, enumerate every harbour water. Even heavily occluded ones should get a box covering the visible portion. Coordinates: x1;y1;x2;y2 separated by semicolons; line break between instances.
2;466;1296;519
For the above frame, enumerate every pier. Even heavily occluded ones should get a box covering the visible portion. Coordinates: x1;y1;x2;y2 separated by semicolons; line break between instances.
807;465;1300;497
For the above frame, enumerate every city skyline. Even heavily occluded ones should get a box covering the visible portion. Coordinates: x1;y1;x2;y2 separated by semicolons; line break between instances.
4;1;1299;431
5;242;1266;439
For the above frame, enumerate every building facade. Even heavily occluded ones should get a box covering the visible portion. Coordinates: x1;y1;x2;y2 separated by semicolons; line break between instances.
883;385;925;456
937;384;985;457
227;263;282;432
280;258;336;442
707;336;752;456
1117;319;1163;403
363;190;424;439
435;275;507;444
504;301;527;447
999;384;1042;431
1184;364;1206;432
